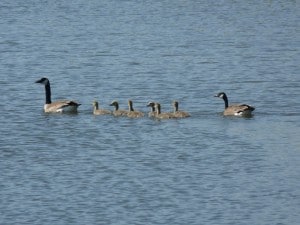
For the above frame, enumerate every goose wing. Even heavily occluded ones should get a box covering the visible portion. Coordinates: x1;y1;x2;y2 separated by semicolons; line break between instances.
239;104;255;111
45;100;80;113
224;104;255;116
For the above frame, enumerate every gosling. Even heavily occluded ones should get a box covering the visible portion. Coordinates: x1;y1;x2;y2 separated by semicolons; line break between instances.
127;100;144;118
109;100;128;116
172;101;190;118
154;102;175;119
146;101;156;117
93;101;111;115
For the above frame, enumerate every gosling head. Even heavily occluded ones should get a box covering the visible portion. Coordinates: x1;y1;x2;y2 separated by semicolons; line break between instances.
92;101;99;108
110;100;119;110
147;102;155;108
172;101;179;107
110;100;118;106
147;102;155;113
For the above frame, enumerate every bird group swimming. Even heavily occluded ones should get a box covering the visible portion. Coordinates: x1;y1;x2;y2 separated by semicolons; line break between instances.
35;77;255;118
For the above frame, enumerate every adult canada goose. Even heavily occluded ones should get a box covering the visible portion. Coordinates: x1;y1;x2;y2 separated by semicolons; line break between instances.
92;101;111;115
172;101;191;118
109;100;128;116
154;103;175;119
35;77;80;113
127;100;144;118
146;102;156;117
214;92;255;117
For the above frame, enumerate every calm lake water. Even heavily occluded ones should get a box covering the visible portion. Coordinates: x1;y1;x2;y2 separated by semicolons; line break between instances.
0;0;299;224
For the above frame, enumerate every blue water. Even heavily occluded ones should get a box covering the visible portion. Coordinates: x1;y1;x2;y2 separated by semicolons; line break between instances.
1;0;299;224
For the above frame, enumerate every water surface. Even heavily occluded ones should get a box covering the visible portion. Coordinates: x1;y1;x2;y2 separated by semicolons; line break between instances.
0;1;299;224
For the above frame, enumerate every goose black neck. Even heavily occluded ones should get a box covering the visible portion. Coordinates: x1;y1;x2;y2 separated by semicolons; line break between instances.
129;104;134;112
151;106;155;112
115;103;119;111
173;102;179;112
174;105;179;112
45;82;52;104
223;94;229;108
157;105;161;114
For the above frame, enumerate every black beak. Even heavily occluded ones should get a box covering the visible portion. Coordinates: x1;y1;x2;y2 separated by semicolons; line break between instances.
35;77;48;84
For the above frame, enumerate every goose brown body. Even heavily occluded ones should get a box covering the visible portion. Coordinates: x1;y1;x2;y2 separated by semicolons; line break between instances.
215;92;255;117
35;77;80;113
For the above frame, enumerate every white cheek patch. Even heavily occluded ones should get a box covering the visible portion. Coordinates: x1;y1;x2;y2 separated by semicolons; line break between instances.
235;111;243;116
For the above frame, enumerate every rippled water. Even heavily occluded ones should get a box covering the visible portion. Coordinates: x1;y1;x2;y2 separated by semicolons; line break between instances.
1;0;299;224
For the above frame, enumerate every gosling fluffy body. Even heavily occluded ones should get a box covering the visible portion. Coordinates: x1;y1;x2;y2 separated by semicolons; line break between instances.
93;101;111;115
110;100;128;116
127;100;144;118
154;103;175;119
172;101;190;118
